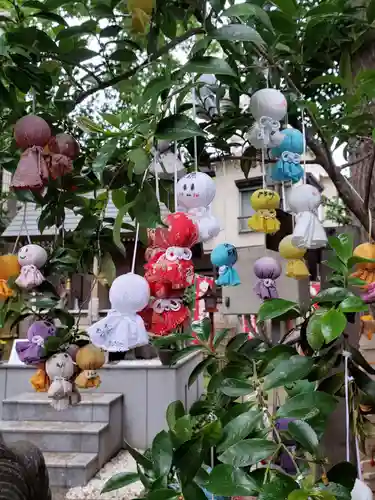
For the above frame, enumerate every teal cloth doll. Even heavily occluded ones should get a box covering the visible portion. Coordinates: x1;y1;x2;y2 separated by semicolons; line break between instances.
270;128;304;183
210;243;241;286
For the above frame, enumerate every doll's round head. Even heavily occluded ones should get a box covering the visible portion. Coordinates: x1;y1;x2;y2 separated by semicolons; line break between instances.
250;89;287;122
271;128;304;157
253;257;281;280
211;243;238;268
177;172;216;210
250;189;280;211
17;244;48;268
279;235;306;259
288;184;321;213
109;273;150;314
27;320;56;343
45;352;74;379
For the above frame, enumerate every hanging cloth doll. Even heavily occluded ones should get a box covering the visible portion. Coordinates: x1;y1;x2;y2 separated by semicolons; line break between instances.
75;344;105;389
270;128;304;183
145;212;199;289
248;89;287;149
16;320;56;365
248;188;281;234
288;184;327;249
195;74;220;120
15;244;48;290
45;352;80;411
30;366;50;392
253;257;281;300
177;172;220;243
46;133;80;179
0;254;20;299
149;141;185;179
141;298;190;336
350;243;375;284
278;235;310;279
11;115;51;190
88;273;150;352
211;243;241;286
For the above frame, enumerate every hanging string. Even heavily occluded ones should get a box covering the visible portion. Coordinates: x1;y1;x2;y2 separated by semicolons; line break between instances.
12;204;31;254
261;148;266;189
301;108;307;184
344;350;351;463
281;182;286;211
130;168;149;274
155;167;160;203
222;159;227;240
174;141;178;211
32;88;36;114
191;87;198;172
210;446;214;500
369;208;372;243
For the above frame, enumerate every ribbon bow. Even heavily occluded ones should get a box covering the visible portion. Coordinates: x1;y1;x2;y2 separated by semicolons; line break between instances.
258;209;276;219
218;265;228;275
257;116;280;143
153;298;182;313
281;151;300;164
31;335;45;347
165;247;192;261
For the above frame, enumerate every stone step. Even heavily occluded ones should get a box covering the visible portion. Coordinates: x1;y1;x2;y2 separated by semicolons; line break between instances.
2;392;122;422
0;420;108;454
44;452;99;488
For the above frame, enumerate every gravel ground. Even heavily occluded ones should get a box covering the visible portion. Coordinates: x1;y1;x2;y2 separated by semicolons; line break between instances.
59;451;143;500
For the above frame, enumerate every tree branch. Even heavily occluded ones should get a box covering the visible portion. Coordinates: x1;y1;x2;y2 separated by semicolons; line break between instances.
364;144;375;212
74;27;206;106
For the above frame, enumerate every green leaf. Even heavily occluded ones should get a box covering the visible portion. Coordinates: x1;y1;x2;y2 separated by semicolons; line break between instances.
152;430;173;477
200;419;223;447
349;345;375;375
270;0;298;17
368;0;375;22
218;438;278;467
76;116;105;134
92;139;118;177
348;255;375;268
63;48;97;63
320;309;347;342
100;252;116;286
205;464;258;496
210;25;265;47
148;489;179;500
172;415;193;445
32;10;67;25
223;4;274;32
263;356;314;390
182;481;207;500
124;441;153;470
349;361;375;399
339;295;367;313
170;345;204;364
112;189;127;209
155;114;205;141
188;356;214;388
259;475;299;500
306;315;324;350
277;391;337;420
328;234;353;263
257;299;299;322
101;472;139;493
166;400;185;430
220;378;253;397
318;373;344;395
143;75;172;102
128;148;149;175
288;492;309;500
217;410;262;452
182;56;236;77
314;287;350;304
339;50;352;90
319;483;351;500
102;112;122;128
327;462;357;490
288;420;319;456
113;205;127;256
110;48;137;62
56;20;96;40
100;25;122;37
213;328;229;347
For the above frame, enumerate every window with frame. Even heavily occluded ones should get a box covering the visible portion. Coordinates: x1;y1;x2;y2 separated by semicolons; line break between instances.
236;178;263;232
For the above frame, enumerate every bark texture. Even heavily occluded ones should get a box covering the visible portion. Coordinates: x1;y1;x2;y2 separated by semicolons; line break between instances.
0;438;51;500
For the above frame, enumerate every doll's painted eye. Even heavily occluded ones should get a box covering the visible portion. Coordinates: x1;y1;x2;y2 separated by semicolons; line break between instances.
190;183;195;191
25;248;28;252
64;353;68;358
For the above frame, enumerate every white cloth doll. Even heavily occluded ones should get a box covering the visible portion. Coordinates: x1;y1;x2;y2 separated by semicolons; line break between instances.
45;352;77;411
351;478;372;499
149;142;185;180
88;273;150;352
15;244;47;289
248;88;287;149
177;172;220;243
288;184;327;249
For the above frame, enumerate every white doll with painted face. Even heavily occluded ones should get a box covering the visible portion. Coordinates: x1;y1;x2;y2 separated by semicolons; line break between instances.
15;244;47;290
177;172;220;243
46;352;79;411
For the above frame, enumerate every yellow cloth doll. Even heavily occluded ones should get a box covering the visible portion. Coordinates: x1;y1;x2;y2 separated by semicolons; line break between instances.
75;344;105;389
248;189;281;234
279;235;309;279
0;254;20;299
30;367;50;392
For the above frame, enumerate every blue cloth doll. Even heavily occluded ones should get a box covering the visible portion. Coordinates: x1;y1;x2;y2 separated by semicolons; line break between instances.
270;128;304;183
210;243;241;286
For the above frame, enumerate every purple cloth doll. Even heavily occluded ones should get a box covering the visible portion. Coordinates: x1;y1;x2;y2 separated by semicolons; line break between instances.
275;418;297;474
253;257;281;300
16;320;56;365
362;283;375;303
